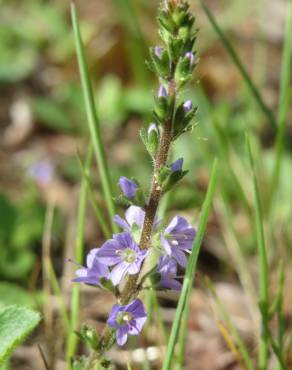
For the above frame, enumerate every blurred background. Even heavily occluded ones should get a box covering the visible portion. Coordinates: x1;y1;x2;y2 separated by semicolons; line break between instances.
0;0;291;369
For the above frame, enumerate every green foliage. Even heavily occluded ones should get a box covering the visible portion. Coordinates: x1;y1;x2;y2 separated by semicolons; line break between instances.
0;305;40;365
0;283;36;308
0;192;45;280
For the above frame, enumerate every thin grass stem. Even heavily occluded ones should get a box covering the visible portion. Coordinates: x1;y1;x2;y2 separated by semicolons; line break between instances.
199;0;276;130
66;146;92;363
70;2;117;232
247;135;269;370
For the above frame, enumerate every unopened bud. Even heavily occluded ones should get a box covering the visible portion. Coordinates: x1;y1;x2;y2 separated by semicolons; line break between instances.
183;100;193;113
185;52;195;66
154;46;163;59
158;85;168;98
148;123;159;135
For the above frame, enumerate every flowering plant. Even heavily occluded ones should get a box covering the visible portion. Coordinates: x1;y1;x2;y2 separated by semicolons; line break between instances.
71;0;201;368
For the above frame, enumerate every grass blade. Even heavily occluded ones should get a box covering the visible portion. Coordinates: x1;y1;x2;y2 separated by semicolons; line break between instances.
271;0;292;198
246;135;269;370
66;146;92;362
70;1;117;232
199;0;276;130
162;159;218;370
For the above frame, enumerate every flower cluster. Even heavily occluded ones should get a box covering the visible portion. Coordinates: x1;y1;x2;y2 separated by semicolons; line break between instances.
72;203;195;345
71;0;198;361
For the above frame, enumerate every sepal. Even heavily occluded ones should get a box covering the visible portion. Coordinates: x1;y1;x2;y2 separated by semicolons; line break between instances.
75;325;100;350
154;87;174;122
140;124;160;158
173;102;197;139
163;169;189;192
175;52;196;86
150;47;171;79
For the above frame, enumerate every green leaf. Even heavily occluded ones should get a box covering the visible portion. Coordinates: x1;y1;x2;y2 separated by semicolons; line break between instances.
0;306;41;365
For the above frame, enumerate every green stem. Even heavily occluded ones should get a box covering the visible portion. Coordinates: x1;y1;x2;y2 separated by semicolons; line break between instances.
71;2;117;232
66;146;92;363
247;136;269;370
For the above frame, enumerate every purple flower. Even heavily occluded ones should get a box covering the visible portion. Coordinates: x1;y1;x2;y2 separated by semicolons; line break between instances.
158;85;168;98
72;249;109;286
171;158;184;173
96;232;148;285
119;176;138;199
185;52;195;66
107;299;147;346
156;256;181;291
154;46;163;59
161;216;196;267
183;100;193;113
28;160;54;185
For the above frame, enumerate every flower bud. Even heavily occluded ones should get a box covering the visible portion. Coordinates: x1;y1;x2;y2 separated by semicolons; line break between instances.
173;100;197;139
183;100;193;113
119;177;138;199
158;85;168;99
171;158;184;173
154;85;173;122
174;51;196;86
154;46;163;59
185;52;195;66
149;46;171;79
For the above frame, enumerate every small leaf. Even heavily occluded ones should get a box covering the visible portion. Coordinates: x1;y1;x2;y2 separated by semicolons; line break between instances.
0;305;41;365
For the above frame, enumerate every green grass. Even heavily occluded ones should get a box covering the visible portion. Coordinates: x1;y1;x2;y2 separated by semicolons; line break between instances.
247;135;270;370
199;0;277;130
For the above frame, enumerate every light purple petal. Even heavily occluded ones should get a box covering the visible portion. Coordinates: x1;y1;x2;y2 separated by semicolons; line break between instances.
172;248;188;267
127;260;141;275
86;248;98;268
116;326;129;346
96;240;122;265
125;206;145;229
160;277;182;291
113;232;135;250
113;215;131;232
129;316;147;335
107;305;120;328
160;235;172;255
109;262;129;286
